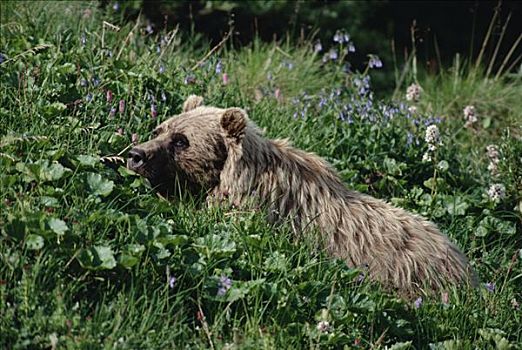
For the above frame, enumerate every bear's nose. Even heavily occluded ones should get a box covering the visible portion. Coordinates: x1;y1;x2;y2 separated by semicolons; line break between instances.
128;147;147;168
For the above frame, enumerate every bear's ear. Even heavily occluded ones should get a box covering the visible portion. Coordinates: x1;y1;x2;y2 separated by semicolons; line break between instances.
220;108;247;140
182;95;204;112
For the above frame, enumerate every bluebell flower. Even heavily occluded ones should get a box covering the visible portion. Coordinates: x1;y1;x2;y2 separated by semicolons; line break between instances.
112;2;120;11
357;272;365;282
328;49;338;60
109;106;116;117
414;297;423;308
151;104;157;118
159;65;165;74
314;40;322;53
333;30;342;43
217;275;232;296
85;93;93;102
406;132;413;146
92;76;100;86
184;75;196;85
347;42;355;53
484;282;496;293
169;276;176;288
282;60;294;70
368;55;383;69
146;23;153;35
215;59;222;74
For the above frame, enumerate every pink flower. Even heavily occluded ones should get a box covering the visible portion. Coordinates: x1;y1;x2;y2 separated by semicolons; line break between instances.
274;88;281;100
131;133;139;144
222;73;229;85
116;128;124;136
106;90;113;103
119;99;125;114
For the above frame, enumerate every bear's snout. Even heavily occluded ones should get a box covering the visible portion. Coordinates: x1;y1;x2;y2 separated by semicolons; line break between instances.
127;147;147;170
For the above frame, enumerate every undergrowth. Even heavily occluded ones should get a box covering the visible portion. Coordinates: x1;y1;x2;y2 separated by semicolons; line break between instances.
1;2;521;349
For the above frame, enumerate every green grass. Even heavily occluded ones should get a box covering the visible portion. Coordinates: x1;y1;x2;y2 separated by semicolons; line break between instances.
1;2;521;349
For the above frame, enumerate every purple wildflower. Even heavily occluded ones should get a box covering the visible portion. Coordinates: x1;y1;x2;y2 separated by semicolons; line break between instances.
184;75;196;85
151;104;157;118
215;60;222;74
217;275;232;296
145;23;153;35
414;297;423;309
92;76;100;86
112;2;120;11
282;60;294;70
484;282;496;293
368;55;383;69
85;93;93;102
109;107;116;117
328;49;338;61
356;272;365;282
106;90;113;103
347;42;355;53
119;99;125;114
159;65;165;74
314;40;322;53
169;276;176;289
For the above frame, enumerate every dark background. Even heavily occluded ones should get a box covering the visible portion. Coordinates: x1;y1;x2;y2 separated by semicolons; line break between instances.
106;1;521;78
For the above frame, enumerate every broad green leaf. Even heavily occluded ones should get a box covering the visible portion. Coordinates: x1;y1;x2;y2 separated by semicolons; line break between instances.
26;234;44;250
445;196;469;216
77;155;99;167
48;218;68;236
94;246;117;270
87;173;114;197
119;254;140;269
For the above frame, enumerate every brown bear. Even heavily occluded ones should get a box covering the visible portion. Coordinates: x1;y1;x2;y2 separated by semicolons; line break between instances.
127;95;477;293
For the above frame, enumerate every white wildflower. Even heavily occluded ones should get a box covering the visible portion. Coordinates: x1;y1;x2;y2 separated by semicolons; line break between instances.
486;144;500;161
425;125;441;145
486;144;500;177
422;152;432;162
463;105;477;127
487;183;506;201
406;83;422;102
316;320;331;333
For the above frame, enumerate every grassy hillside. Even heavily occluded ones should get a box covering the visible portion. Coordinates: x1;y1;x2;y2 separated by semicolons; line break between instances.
1;2;521;349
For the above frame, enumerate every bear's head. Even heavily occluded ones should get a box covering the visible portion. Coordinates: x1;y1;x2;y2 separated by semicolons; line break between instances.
127;95;248;198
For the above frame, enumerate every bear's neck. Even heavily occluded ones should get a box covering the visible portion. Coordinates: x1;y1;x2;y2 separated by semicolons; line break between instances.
215;133;352;227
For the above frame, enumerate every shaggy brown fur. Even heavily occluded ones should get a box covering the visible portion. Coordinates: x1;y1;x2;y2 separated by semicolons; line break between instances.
128;95;477;292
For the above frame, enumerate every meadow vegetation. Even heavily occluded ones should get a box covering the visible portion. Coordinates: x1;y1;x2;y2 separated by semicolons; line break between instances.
1;2;520;349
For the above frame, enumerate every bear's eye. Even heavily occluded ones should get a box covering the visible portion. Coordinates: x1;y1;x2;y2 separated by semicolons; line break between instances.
171;133;189;151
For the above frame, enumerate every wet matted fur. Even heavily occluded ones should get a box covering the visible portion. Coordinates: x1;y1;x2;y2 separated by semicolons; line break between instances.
128;95;477;293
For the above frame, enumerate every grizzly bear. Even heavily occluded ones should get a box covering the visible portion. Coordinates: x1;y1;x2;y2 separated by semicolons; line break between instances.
127;95;477;292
